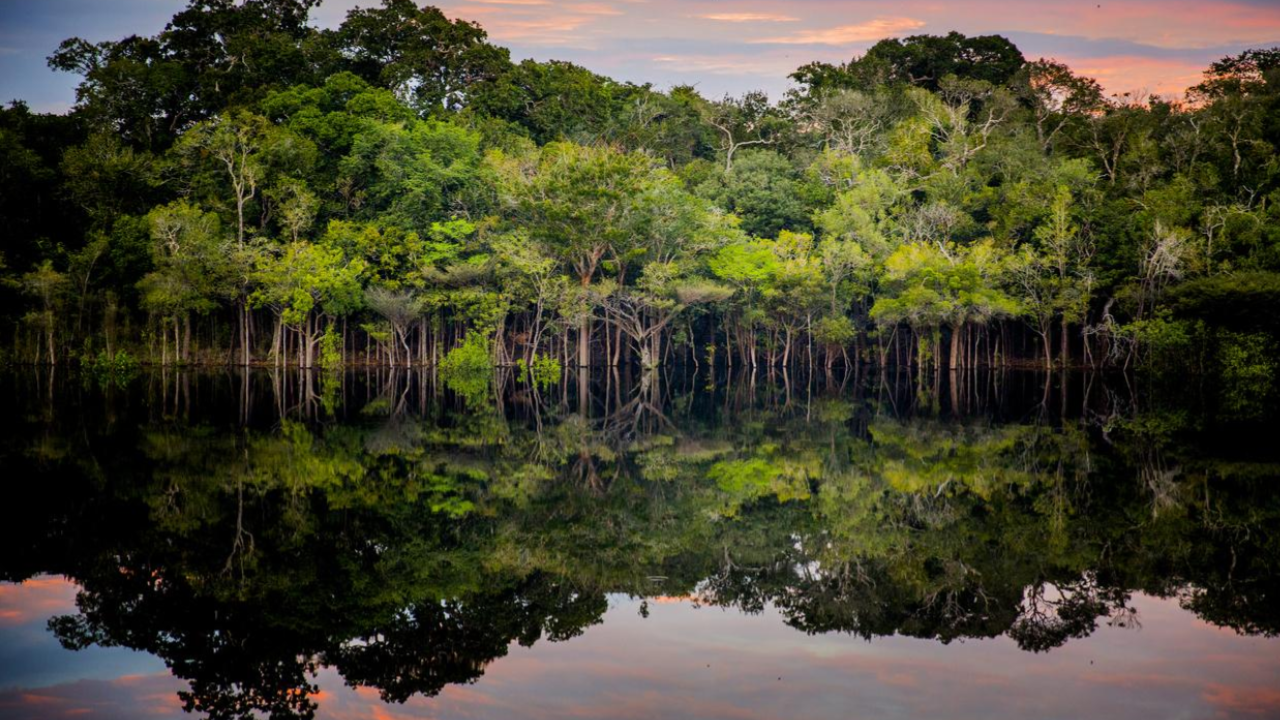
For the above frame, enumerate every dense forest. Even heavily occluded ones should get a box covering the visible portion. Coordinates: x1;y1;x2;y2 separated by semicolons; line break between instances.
2;0;1279;379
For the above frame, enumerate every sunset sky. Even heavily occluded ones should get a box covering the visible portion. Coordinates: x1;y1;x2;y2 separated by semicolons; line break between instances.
1;0;1279;112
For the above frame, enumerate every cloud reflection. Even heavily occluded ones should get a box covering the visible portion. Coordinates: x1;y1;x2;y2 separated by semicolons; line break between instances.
2;578;1280;719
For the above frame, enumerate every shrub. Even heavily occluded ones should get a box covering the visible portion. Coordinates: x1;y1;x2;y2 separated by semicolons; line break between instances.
440;334;493;403
318;324;342;370
516;353;561;389
1217;331;1277;418
81;349;140;386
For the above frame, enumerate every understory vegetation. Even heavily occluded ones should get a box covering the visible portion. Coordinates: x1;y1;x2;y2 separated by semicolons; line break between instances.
2;0;1279;378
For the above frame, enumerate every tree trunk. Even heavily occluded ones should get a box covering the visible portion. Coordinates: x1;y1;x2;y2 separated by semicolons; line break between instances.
577;316;591;367
1060;316;1070;368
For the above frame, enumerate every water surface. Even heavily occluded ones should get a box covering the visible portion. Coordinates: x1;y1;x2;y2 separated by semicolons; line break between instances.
1;368;1278;719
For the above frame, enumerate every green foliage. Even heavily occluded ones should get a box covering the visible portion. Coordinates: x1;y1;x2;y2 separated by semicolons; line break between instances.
251;241;365;327
792;32;1026;94
1119;314;1200;375
440;334;493;403
5;3;1280;375
319;323;342;370
516;354;561;389
694;149;809;238
338;118;481;227
1165;272;1280;334
813;315;857;347
1217;331;1278;417
138;202;234;320
871;241;1020;332
80;349;139;386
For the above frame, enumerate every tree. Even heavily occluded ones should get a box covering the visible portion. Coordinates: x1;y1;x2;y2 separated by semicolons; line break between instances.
872;240;1019;370
493;231;565;366
334;0;511;113
491;142;662;366
701;91;787;172
137;202;234;364
695;149;810;238
174;110;316;364
1039;186;1093;366
792;32;1026;95
48;0;326;148
365;286;423;367
337;117;481;227
760;231;827;367
1012;188;1095;369
175;111;314;247
467;59;629;145
1018;59;1106;152
860;32;1026;90
709;238;782;367
1190;48;1280;100
16;261;69;364
251;239;364;368
793;89;900;157
814;163;903;262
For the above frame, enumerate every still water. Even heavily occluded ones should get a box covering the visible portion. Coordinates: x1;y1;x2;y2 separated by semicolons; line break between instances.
1;367;1278;720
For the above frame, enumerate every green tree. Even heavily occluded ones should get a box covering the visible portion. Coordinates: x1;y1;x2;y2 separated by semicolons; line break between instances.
251;240;365;368
137;202;234;364
334;0;511;114
491;142;663;366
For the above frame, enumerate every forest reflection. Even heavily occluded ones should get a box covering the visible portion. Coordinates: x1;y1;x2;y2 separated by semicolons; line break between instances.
2;367;1277;720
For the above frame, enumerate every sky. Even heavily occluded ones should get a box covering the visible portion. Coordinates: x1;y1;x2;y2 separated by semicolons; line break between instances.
1;0;1279;113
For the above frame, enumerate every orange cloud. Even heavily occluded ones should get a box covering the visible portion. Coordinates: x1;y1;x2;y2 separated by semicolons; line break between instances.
1202;683;1280;716
1029;0;1280;49
16;694;62;706
0;576;78;626
1052;54;1207;98
480;16;595;43
820;0;1280;51
753;17;926;45
1198;681;1280;712
699;13;800;23
570;3;624;16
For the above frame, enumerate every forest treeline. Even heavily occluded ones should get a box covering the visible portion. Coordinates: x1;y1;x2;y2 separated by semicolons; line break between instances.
2;0;1279;376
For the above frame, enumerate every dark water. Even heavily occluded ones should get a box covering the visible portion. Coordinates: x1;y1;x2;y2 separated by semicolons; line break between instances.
1;367;1278;720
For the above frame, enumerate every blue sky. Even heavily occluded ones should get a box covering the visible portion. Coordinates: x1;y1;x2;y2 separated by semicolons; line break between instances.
2;0;1279;112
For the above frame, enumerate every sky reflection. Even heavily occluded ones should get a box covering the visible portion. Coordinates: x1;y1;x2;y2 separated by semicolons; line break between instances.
3;577;1277;720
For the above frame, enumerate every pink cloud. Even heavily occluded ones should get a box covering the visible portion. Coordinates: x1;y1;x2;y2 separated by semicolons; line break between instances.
699;13;800;23
1049;54;1208;98
754;17;927;45
0;674;186;720
0;576;78;626
1202;683;1280;716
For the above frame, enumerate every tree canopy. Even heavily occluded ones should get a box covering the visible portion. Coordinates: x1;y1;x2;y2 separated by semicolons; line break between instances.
1;3;1277;379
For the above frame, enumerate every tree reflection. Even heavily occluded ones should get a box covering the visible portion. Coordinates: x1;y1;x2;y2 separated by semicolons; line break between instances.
0;367;1277;718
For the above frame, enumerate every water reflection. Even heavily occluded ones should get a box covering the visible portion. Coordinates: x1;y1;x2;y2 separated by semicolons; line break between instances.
1;367;1278;719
